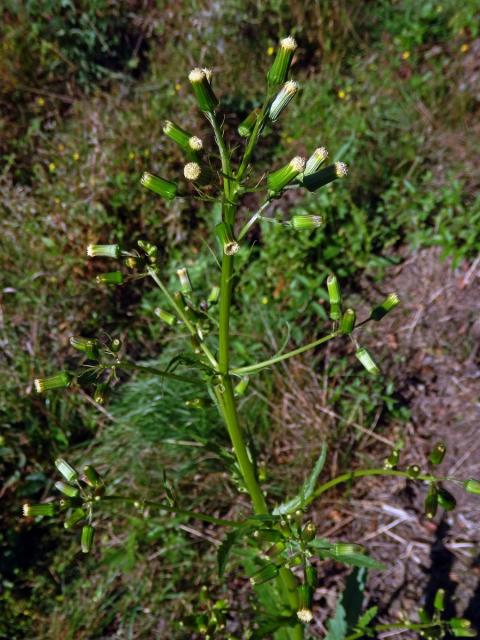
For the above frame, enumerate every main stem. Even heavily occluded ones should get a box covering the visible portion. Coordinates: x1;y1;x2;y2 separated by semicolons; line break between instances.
211;109;302;638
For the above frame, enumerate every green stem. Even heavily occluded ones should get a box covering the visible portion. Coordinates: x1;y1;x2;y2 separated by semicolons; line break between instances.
147;266;218;370
237;94;272;182
119;360;202;385
100;495;240;528
310;467;440;507
232;331;341;375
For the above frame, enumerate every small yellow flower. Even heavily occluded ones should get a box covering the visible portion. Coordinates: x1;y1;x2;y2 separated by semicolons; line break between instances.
128;151;136;160
54;197;60;204
460;43;469;53
48;162;56;173
72;152;80;161
175;82;181;92
261;296;269;305
57;143;65;152
143;149;150;157
267;45;275;56
286;136;293;144
338;89;347;100
401;51;410;60
36;97;45;107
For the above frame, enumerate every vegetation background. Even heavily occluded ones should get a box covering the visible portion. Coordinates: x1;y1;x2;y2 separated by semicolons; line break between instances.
1;1;479;638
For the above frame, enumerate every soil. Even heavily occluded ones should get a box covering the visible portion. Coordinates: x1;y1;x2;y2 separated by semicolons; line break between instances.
304;248;480;637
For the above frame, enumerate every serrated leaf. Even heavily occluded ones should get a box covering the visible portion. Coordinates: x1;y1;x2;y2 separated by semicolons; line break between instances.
326;568;368;640
273;443;327;515
357;605;378;629
325;596;347;640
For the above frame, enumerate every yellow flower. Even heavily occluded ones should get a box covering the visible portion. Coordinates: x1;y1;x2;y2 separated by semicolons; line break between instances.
143;149;150;157
338;89;347;100
48;162;56;172
267;45;275;56
460;43;469;53
128;151;136;160
175;82;181;92
57;143;65;152
72;152;80;161
36;97;45;107
401;51;410;60
261;296;269;305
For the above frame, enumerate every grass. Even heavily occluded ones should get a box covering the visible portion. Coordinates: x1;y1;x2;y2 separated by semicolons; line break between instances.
1;0;479;637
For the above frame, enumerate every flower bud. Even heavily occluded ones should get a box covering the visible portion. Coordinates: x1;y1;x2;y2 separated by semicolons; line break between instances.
162;120;192;150
110;338;122;353
188;136;203;152
141;172;177;201
340;308;356;334
34;371;71;393
216;222;240;255
96;271;123;286
238;108;260;137
384;449;399;469
83;465;103;487
305;565;317;587
407;464;421;479
23;503;55;517
370;293;400;321
55;481;79;498
267;36;297;85
464;479;480;495
208;285;220;304
269;81;298;122
291;214;323;230
434;588;445;611
332;543;364;556
250;563;279;586
86;244;120;259
81;524;95;553
64;508;86;529
154;307;177;326
327;274;341;321
298;584;313;611
183;161;201;182
234;376;250;396
55;458;78;482
355;347;380;375
188;68;219;112
302;162;348;192
176;267;193;294
304;147;328;176
424;486;438;519
437;487;456;511
93;383;107;404
267;156;305;195
302;521;316;542
252;529;283;543
69;336;99;360
429;442;446;466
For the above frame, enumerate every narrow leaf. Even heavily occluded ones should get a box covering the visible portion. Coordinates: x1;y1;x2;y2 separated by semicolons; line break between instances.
273;443;327;515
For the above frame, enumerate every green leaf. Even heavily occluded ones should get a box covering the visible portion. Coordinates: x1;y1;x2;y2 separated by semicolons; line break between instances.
356;605;378;629
251;614;298;639
218;528;244;577
320;550;385;570
273;443;327;515
325;568;368;640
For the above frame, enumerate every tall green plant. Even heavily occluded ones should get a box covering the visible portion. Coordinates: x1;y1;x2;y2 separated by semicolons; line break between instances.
25;37;477;639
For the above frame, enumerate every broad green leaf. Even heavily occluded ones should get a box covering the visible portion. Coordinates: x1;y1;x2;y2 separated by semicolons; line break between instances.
273;443;327;515
322;551;385;570
325;568;368;640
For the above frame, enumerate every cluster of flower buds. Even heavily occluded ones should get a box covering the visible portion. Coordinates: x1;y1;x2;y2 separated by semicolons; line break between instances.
22;459;105;554
417;589;477;638
86;243;127;286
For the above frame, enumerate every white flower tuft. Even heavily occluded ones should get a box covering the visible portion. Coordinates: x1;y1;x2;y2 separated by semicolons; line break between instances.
23;504;31;517
313;147;328;161
163;120;173;134
290;156;306;172
335;162;348;177
188;136;203;151
296;608;313;623
184;162;201;181
284;80;298;95
189;68;205;83
281;36;297;51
